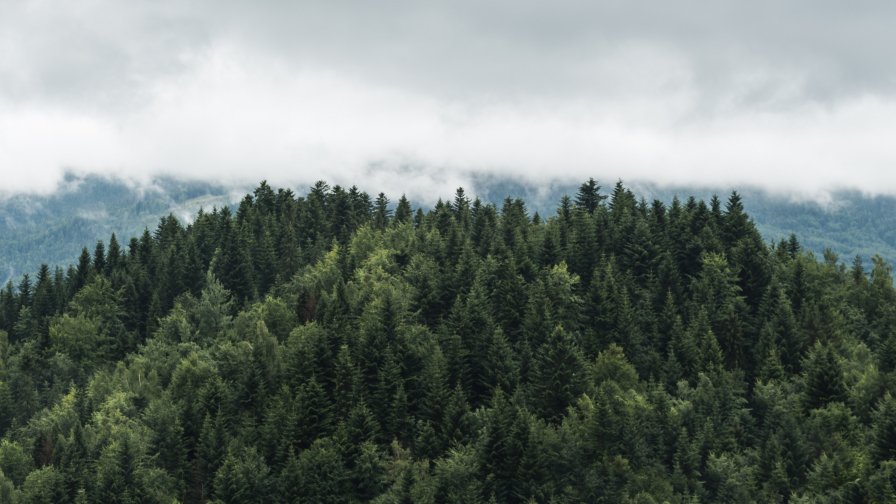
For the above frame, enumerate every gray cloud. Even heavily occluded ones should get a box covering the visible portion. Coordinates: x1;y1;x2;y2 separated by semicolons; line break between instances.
1;0;896;201
204;0;896;105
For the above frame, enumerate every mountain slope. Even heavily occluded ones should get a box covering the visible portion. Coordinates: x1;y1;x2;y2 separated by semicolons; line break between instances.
0;173;235;283
1;180;895;502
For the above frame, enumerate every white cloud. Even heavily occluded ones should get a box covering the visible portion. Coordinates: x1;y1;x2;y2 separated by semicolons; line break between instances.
2;1;896;201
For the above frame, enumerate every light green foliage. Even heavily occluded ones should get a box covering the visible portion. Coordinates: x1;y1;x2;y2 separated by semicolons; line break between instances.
20;466;67;504
591;344;639;392
0;440;32;487
0;470;18;504
50;314;103;369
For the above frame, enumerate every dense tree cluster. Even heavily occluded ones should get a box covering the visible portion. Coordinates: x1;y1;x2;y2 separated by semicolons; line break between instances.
1;179;896;502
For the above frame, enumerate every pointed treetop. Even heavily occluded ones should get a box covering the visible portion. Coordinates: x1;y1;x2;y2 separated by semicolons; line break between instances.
575;178;605;214
726;191;744;214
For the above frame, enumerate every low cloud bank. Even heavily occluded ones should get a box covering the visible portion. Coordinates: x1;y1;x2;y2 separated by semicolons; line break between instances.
3;2;896;203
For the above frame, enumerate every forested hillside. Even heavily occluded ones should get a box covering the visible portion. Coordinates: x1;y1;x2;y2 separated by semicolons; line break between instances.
10;173;896;285
2;179;896;502
477;178;896;266
5;174;896;287
643;186;896;269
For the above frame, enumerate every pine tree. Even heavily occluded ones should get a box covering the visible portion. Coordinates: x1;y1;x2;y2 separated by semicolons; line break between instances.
212;208;255;304
373;192;391;230
197;411;226;500
106;233;121;274
394;194;412;224
530;325;586;423
213;446;273;504
873;394;896;464
803;343;847;410
453;187;471;230
575;177;604;214
480;391;531;503
73;247;92;292
31;264;55;346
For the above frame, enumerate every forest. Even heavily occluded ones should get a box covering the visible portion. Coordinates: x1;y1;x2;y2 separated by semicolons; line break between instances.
1;179;896;503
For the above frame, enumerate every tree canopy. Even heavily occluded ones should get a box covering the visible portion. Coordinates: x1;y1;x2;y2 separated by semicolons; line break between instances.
0;179;894;503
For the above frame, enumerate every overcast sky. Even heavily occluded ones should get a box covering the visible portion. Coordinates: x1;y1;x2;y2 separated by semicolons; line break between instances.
1;0;895;201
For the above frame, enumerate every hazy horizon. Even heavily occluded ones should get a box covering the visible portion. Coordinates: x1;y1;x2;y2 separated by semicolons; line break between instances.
2;1;896;201
4;169;887;210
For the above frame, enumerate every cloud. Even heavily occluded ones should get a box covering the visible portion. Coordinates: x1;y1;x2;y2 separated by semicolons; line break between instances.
1;1;896;201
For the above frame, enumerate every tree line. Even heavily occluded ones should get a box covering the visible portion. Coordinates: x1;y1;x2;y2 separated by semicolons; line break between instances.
1;179;896;502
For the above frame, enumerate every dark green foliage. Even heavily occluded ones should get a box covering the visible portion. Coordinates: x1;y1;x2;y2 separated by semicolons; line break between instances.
803;343;848;410
529;325;586;422
213;446;273;504
873;394;896;464
394;195;412;225
575;177;605;214
3;179;896;503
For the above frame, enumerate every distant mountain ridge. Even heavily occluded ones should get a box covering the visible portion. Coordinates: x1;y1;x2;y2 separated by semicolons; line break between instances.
0;173;237;284
2;173;895;284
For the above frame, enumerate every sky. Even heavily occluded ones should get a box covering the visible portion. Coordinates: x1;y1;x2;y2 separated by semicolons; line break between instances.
1;0;895;201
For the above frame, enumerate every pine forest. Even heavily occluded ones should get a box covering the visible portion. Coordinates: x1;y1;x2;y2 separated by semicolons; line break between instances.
2;179;896;503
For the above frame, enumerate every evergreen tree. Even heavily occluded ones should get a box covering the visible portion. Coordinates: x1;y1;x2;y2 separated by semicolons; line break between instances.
214;446;273;504
73;247;92;292
373;192;391;230
530;325;586;423
31;264;55;345
394;194;412;224
873;394;896;464
803;343;848;410
575;177;604;214
91;241;106;276
106;232;121;274
212;208;255;304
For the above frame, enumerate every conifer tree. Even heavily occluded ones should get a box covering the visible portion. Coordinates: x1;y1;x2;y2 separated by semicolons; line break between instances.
373;192;391;230
803;343;847;410
530;325;586;423
394;194;412;224
575;177;604;214
212;208;255;304
873;394;896;464
106;232;121;274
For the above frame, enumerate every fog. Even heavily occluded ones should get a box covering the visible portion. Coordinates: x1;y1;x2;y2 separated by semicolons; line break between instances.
2;1;895;202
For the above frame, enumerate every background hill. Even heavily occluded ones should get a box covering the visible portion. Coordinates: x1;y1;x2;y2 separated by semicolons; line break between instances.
3;173;896;283
0;173;236;284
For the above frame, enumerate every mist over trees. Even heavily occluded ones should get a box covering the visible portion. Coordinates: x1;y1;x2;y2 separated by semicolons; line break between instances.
1;179;896;502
